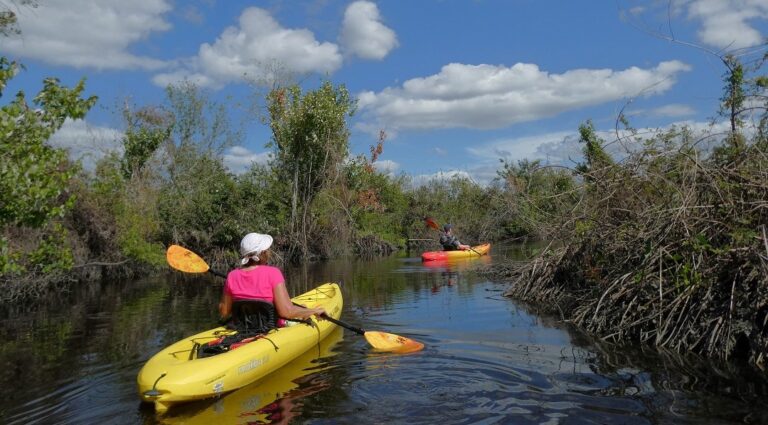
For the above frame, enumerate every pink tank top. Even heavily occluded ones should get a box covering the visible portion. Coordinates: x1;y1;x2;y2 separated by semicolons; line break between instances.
224;266;285;302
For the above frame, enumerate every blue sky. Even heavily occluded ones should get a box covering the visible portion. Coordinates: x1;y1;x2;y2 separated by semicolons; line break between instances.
2;0;767;185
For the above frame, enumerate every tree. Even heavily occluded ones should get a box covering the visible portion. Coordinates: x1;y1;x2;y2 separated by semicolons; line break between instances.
0;57;97;273
156;82;243;250
575;120;614;181
266;81;356;258
120;105;172;179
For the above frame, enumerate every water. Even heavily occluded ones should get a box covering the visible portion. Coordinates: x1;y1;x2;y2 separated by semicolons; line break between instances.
1;245;767;424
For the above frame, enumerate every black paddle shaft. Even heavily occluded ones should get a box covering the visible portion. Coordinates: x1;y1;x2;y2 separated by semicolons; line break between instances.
321;314;366;335
290;302;366;335
208;269;227;279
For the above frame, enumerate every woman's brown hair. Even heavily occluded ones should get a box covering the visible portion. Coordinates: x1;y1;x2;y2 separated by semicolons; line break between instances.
242;249;270;267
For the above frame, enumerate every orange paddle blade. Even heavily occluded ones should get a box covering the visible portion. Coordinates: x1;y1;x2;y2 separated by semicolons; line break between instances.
166;245;209;273
363;331;424;353
424;217;440;230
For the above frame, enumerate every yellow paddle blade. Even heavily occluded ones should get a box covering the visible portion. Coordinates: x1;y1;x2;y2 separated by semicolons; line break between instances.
364;331;424;354
166;244;209;273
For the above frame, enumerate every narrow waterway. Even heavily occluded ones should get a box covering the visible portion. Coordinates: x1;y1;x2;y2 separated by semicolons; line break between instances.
0;245;766;424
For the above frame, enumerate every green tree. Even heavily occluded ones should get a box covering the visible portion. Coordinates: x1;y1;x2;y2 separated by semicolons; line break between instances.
156;82;243;251
81;104;173;267
496;159;577;238
266;81;356;258
121;105;172;179
575;120;613;178
87;153;165;267
0;57;97;274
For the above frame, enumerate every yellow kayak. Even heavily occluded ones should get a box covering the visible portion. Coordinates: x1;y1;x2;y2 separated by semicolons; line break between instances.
159;326;343;424
137;282;343;413
421;243;491;261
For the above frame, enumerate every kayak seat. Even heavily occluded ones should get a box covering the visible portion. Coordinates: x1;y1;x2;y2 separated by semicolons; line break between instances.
229;299;278;335
197;300;279;359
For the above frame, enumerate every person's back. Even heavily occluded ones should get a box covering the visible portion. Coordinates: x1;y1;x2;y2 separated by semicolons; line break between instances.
225;265;284;303
440;224;467;251
440;232;460;251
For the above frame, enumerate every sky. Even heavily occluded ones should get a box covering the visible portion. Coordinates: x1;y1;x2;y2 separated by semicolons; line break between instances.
2;0;767;185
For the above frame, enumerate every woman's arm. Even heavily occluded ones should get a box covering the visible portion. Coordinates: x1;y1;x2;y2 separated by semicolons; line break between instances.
273;283;326;319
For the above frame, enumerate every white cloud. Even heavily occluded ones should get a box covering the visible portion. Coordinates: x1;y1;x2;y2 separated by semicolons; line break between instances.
153;7;342;88
372;159;399;174
353;121;400;141
357;61;691;131
648;103;696;117
625;103;697;119
1;0;171;70
48;119;124;170
458;119;741;184
489;120;735;169
410;170;473;187
223;145;271;174
50;122;273;175
467;131;575;164
152;70;215;89
182;5;205;24
339;1;398;60
685;0;768;50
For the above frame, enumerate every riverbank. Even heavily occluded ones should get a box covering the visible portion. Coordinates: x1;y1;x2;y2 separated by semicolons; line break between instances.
485;133;768;373
3;254;768;424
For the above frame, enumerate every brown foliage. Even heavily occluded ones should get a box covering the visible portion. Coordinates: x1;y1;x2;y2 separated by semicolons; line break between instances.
488;134;768;371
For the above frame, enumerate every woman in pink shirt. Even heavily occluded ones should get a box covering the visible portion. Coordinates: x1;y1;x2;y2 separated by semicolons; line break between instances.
218;233;325;323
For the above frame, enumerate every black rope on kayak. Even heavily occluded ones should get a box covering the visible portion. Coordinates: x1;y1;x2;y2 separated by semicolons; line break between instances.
313;320;321;347
190;342;200;360
262;335;279;352
143;373;167;397
289;300;326;349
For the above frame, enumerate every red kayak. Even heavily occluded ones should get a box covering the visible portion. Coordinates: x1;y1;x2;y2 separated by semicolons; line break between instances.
421;243;491;261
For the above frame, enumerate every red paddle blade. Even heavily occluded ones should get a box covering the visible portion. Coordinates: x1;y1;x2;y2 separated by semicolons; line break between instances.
424;217;440;230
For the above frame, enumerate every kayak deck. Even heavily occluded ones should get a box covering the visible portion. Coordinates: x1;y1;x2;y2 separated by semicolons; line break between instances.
137;282;343;413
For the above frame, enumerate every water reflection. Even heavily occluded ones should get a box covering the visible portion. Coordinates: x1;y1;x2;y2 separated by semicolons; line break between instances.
0;245;766;424
421;255;493;291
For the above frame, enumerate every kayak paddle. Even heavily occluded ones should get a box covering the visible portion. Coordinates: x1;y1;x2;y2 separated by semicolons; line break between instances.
424;217;483;256
165;244;425;354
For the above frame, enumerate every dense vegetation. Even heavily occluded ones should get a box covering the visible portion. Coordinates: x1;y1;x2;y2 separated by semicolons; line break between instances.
489;52;768;370
0;58;527;301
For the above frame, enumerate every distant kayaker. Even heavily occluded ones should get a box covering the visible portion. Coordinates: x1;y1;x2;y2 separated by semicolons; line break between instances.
439;224;471;251
219;232;326;324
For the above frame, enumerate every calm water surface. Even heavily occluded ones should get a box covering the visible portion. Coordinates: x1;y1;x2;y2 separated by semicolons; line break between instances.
1;244;767;424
